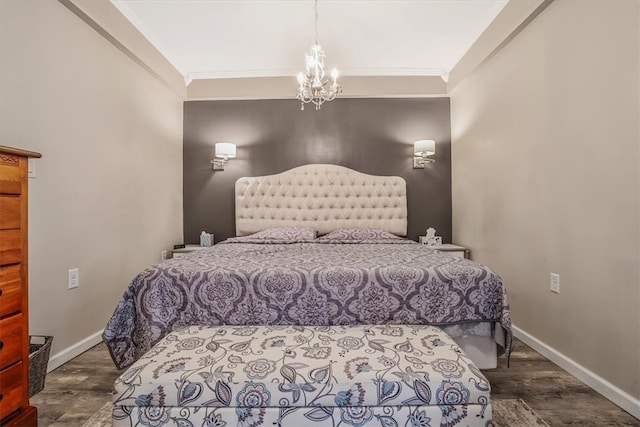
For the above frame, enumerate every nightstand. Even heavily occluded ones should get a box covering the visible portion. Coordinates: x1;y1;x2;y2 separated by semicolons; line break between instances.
171;245;210;259
427;244;469;259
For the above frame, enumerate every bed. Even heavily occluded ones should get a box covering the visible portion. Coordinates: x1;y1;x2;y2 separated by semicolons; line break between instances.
103;164;512;370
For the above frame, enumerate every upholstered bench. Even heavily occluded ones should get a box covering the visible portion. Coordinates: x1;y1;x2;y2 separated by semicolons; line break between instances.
112;324;492;426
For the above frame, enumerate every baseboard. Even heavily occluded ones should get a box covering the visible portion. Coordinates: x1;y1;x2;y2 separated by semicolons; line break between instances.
46;330;104;372
512;325;640;419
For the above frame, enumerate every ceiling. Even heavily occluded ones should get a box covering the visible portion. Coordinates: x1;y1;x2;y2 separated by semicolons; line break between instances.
111;0;508;85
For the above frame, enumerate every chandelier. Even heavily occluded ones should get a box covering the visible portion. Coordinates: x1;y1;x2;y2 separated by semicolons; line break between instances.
296;0;341;110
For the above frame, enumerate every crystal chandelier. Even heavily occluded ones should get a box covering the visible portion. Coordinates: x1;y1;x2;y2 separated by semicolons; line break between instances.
296;0;341;110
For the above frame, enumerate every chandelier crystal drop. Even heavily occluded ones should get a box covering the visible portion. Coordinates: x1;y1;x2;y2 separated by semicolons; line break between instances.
296;0;341;110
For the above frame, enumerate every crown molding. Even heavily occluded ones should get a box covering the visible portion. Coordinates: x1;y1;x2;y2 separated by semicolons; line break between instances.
447;0;554;92
58;0;187;99
185;67;448;84
186;75;447;101
109;0;181;76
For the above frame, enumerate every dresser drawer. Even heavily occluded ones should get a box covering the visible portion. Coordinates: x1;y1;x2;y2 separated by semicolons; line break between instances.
0;196;20;230
0;314;23;369
0;265;22;318
0;361;25;420
0;154;22;196
0;230;21;266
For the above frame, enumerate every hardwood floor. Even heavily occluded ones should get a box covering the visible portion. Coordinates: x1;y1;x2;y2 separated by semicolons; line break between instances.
30;338;639;426
484;340;639;426
30;343;120;426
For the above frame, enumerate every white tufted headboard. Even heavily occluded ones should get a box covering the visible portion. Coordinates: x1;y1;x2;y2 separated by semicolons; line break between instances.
235;164;407;236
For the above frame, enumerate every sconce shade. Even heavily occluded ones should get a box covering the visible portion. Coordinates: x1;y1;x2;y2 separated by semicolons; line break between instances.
414;140;435;156
215;142;236;159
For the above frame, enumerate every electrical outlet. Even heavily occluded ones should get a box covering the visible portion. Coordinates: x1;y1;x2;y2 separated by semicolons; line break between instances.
161;250;168;261
68;268;79;289
550;273;560;294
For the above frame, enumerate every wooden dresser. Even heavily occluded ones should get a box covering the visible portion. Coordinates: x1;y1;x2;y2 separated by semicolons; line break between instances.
0;146;41;426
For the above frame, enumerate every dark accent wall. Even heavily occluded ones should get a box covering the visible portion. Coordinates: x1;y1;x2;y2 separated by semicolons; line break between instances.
183;98;451;244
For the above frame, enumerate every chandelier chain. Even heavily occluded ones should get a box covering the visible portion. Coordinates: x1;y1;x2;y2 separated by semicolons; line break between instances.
314;0;318;46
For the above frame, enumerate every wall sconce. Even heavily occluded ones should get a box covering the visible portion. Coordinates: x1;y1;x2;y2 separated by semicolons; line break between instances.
413;139;435;168
212;142;236;170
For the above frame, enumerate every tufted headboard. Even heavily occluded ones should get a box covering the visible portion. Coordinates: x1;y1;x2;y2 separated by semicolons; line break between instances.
235;164;407;236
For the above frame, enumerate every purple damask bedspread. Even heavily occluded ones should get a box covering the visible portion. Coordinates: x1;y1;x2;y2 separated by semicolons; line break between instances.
103;240;512;369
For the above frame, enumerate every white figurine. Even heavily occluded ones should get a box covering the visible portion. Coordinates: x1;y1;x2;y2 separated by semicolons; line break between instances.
424;227;442;246
425;227;436;239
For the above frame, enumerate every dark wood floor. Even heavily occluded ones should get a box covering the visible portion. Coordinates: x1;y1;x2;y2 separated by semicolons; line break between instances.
30;338;639;426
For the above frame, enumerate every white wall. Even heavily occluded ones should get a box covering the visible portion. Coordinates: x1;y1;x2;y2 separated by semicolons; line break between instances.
451;0;639;409
0;1;183;365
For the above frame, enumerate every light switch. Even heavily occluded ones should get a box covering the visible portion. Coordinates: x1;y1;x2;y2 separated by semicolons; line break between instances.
28;158;36;178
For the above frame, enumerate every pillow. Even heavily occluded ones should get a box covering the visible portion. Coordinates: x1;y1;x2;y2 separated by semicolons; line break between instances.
224;227;316;244
317;228;402;241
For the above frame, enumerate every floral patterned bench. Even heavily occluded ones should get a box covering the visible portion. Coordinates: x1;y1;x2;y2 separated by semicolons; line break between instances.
112;324;492;426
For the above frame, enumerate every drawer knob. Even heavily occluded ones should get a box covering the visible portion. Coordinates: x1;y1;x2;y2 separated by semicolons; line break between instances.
0;341;3;350
0;288;3;296
0;394;3;402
